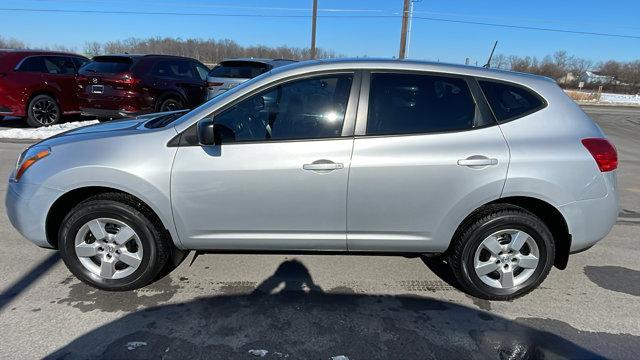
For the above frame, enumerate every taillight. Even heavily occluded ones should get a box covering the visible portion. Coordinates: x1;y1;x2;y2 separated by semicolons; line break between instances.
207;82;223;87
581;138;618;172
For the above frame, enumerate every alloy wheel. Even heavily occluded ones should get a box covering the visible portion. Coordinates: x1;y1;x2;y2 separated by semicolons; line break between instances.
74;218;143;280
32;98;59;125
473;229;540;289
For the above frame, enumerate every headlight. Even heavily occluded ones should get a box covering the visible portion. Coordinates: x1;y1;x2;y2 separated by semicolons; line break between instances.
14;145;51;181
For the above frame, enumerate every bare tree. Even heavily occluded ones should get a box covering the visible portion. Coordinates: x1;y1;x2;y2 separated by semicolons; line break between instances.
0;36;26;49
84;41;103;58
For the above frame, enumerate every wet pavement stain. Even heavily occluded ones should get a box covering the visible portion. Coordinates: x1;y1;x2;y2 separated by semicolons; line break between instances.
584;266;640;297
45;260;640;359
56;276;181;313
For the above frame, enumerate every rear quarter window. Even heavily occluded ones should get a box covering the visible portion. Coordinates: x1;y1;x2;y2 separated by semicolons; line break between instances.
478;80;545;123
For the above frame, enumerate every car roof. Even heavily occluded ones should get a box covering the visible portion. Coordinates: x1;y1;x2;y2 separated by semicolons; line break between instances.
219;58;297;67
92;54;199;61
0;49;87;58
267;58;555;85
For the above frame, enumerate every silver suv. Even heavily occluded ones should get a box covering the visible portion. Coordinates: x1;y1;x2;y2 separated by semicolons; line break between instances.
6;59;618;300
205;58;296;99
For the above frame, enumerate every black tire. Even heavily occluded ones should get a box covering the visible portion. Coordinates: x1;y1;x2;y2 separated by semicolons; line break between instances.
26;94;61;127
448;204;555;300
157;97;183;112
59;193;171;291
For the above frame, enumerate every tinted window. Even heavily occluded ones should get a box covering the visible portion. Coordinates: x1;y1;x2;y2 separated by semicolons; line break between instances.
45;56;75;75
72;57;89;70
366;73;479;135
194;63;209;80
479;80;545;122
212;74;353;142
16;56;47;72
152;60;195;79
81;57;133;74
209;61;269;79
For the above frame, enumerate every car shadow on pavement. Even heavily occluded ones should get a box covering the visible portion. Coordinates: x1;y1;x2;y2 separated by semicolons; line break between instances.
0;251;60;311
45;259;620;360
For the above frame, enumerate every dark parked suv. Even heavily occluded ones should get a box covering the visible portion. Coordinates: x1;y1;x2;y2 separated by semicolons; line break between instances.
77;54;209;119
0;50;89;127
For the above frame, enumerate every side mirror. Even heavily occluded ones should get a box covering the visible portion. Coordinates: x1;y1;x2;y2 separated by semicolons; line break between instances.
197;118;236;146
197;118;215;146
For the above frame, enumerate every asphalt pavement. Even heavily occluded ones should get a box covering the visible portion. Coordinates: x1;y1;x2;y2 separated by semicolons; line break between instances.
0;106;638;359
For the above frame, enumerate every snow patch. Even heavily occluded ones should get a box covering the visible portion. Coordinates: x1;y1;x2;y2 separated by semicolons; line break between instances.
126;341;147;350
0;120;99;140
248;349;269;357
331;356;350;360
599;93;640;105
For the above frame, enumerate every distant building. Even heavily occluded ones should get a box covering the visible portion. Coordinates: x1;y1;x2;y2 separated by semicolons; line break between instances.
556;72;577;84
580;71;615;85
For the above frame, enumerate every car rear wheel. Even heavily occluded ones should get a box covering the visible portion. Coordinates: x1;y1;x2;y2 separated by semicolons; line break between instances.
59;193;170;291
27;95;60;127
158;97;183;112
448;205;555;300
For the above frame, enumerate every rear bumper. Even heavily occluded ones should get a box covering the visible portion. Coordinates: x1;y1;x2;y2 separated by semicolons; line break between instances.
6;181;64;249
559;172;619;252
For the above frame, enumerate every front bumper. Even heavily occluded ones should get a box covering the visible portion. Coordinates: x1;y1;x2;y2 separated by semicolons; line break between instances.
6;181;64;248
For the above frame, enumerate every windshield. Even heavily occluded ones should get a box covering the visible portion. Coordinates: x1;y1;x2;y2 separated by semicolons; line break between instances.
171;69;277;128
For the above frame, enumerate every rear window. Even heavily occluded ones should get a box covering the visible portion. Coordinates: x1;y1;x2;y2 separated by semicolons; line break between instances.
80;56;133;74
479;80;545;122
208;61;269;79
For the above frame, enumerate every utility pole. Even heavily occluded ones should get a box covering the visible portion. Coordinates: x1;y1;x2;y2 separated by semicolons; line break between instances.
405;0;421;57
398;0;410;59
311;0;318;59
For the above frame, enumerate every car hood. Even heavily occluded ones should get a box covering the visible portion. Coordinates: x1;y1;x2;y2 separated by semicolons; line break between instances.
36;111;184;147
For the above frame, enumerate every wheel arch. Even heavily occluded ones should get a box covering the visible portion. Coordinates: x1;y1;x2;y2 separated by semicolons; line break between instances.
155;91;187;111
450;196;571;270
45;186;176;250
26;90;61;113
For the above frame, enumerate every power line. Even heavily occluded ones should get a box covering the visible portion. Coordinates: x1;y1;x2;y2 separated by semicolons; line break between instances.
1;7;639;40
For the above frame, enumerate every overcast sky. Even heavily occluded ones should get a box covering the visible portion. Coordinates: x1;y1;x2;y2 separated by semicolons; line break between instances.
2;0;639;64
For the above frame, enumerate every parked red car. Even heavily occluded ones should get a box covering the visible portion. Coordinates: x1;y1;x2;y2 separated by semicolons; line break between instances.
77;54;210;119
0;50;89;127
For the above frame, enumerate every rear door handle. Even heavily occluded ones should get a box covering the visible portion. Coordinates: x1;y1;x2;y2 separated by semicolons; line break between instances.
457;157;498;167
303;160;344;171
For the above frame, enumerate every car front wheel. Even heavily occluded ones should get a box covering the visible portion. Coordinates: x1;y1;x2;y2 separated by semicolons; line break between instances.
448;205;555;300
59;193;170;291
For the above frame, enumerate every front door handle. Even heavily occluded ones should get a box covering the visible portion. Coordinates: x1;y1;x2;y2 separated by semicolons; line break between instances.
457;157;498;167
303;160;344;171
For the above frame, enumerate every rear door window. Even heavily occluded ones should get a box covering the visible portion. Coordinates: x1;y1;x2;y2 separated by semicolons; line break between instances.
16;56;47;73
152;60;196;79
366;73;480;135
45;56;76;75
478;80;545;122
208;61;269;79
80;57;133;74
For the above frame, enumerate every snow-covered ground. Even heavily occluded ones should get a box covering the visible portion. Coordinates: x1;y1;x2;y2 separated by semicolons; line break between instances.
599;92;640;105
0;120;99;140
565;90;640;105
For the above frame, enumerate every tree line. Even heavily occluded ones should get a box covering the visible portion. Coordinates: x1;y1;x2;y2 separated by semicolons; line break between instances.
490;50;640;93
82;37;340;64
2;35;638;93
